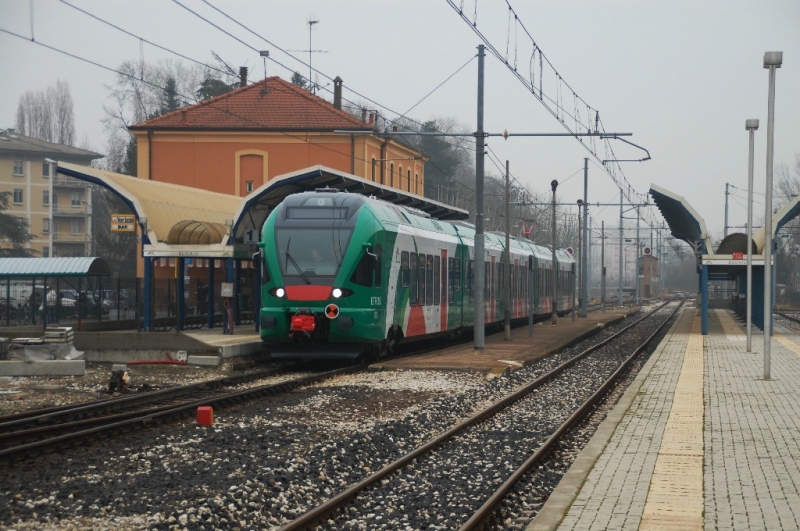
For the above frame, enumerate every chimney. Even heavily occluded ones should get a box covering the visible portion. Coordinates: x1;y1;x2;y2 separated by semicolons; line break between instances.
239;67;248;88
181;109;188;125
361;108;367;122
392;125;398;132
368;112;375;124
333;76;343;110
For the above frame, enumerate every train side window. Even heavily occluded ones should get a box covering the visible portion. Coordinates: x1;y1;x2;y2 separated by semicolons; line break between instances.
434;255;441;305
350;248;375;287
426;255;434;305
401;251;410;288
494;262;500;301
454;257;461;293
410;253;418;306
418;253;425;305
484;262;490;302
448;258;455;303
467;259;473;299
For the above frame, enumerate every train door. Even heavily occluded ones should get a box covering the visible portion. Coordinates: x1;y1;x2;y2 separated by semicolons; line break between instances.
490;255;496;322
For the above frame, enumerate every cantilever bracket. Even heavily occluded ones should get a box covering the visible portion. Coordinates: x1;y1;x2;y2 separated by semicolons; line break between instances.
600;135;652;164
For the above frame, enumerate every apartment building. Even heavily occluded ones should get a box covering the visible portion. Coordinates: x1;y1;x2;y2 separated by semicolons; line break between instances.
0;128;101;257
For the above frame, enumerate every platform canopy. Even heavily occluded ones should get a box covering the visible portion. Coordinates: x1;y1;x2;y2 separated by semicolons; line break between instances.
230;165;469;247
752;194;800;253
649;184;713;270
57;162;241;257
0;257;111;277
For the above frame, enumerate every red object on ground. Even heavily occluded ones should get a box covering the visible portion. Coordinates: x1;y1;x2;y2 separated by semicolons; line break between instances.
127;360;187;366
290;314;316;332
197;406;214;426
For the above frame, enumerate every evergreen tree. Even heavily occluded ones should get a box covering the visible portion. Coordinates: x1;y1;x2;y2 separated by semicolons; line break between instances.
0;192;35;257
123;137;137;177
196;76;238;101
291;72;309;90
160;76;181;114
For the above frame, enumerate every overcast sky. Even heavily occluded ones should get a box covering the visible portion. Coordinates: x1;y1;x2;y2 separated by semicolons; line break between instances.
1;0;798;242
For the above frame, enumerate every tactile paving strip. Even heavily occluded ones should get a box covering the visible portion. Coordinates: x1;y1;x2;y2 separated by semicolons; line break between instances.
639;315;704;531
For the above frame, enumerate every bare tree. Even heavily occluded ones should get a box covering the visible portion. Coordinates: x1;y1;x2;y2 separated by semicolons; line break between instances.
776;153;800;203
15;80;76;145
99;59;207;175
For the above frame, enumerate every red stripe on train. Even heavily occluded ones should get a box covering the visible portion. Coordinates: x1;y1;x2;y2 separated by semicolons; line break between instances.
285;285;332;301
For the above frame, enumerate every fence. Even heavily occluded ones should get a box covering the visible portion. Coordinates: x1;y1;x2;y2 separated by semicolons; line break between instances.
0;273;257;331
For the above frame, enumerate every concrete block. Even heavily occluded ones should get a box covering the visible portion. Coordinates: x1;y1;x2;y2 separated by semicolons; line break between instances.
188;355;222;367
218;341;264;358
0;360;85;376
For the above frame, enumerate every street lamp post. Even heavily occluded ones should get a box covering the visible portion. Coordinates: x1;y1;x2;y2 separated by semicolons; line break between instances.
763;50;782;380
551;179;558;325
745;118;759;353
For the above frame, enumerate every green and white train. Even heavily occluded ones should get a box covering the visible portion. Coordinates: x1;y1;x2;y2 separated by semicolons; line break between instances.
257;189;575;360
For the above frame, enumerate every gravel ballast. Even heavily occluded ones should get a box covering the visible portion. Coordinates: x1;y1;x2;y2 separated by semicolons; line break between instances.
0;303;677;531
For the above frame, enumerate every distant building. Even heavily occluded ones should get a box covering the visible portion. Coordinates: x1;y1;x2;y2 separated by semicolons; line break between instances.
0;129;102;257
129;75;426;196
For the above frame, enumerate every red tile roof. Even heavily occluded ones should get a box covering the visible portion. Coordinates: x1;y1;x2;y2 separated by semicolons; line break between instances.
129;76;370;132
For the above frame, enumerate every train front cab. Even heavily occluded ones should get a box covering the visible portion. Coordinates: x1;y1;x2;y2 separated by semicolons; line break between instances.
258;192;388;359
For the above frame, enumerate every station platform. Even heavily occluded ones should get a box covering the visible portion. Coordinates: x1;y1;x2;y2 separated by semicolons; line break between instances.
372;307;638;377
530;308;800;531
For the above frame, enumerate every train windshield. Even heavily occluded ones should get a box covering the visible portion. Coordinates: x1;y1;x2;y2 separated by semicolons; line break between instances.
274;227;353;284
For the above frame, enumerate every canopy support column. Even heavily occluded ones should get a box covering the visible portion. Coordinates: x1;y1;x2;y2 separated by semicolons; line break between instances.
177;257;185;332
143;256;152;332
208;261;215;329
701;264;709;335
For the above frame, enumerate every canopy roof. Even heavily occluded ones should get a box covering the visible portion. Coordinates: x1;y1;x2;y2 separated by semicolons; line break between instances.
649;184;713;257
57;162;240;246
0;257;111;277
231;165;469;245
752;194;800;253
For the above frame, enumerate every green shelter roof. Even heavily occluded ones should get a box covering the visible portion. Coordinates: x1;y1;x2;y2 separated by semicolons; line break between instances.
0;257;111;278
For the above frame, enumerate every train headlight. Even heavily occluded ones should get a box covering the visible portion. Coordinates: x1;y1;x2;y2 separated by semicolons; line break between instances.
269;287;286;298
330;288;354;299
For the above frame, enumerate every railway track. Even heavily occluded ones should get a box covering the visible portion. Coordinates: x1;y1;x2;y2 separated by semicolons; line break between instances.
277;299;682;530
0;365;362;463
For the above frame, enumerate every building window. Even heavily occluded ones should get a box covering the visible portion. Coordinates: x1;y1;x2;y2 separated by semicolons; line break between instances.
398;166;403;189
42;161;52;178
70;219;82;234
43;190;50;206
415;174;419;194
246;181;254;193
371;158;376;181
71;192;81;207
390;163;394;187
42;218;50;234
43;246;50;258
13;160;23;176
53;219;59;233
407;170;411;192
13;189;23;204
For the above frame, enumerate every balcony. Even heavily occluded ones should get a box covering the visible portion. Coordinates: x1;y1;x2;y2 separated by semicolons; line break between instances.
52;232;86;242
52;204;90;216
52;177;90;188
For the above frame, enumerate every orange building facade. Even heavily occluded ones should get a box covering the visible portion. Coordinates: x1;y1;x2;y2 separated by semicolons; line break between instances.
130;76;426;199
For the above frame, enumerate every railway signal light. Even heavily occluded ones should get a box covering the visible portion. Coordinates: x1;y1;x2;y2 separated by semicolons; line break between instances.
644;247;651;255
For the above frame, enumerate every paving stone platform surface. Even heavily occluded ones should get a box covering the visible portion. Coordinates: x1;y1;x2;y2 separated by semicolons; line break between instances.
529;307;800;531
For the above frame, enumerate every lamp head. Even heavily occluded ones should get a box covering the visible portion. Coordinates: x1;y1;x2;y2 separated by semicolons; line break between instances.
763;51;783;68
550;180;558;192
745;119;759;131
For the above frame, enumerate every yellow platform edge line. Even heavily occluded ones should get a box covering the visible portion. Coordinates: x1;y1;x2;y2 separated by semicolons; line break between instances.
639;314;704;531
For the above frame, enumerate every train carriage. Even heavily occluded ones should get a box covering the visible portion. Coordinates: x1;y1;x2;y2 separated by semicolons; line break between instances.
258;190;575;360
